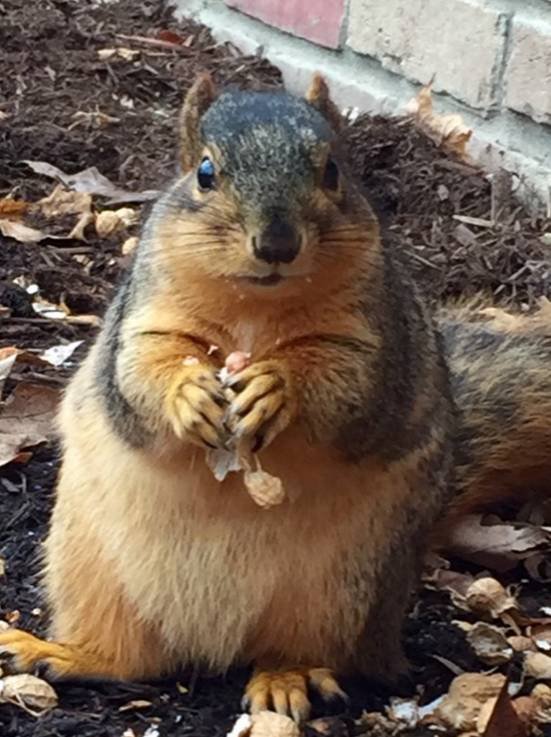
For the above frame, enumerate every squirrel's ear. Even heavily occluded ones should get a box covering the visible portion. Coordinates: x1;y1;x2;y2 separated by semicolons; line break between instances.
179;73;217;172
305;73;342;132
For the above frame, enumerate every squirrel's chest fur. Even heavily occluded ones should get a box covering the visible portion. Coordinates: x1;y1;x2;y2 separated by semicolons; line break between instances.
57;363;415;673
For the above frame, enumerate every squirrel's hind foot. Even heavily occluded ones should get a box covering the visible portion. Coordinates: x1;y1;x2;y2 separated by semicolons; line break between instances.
243;666;348;723
0;628;131;681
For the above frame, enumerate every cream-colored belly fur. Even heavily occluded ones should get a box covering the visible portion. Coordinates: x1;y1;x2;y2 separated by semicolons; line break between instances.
50;392;411;673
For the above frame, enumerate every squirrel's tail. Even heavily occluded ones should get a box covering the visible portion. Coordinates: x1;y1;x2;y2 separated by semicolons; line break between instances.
437;297;551;528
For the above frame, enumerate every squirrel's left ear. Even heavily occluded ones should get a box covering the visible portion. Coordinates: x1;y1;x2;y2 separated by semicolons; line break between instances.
305;74;342;132
179;73;217;172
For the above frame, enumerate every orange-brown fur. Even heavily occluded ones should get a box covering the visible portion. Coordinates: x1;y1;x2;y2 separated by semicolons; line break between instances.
436;299;551;533
1;74;549;722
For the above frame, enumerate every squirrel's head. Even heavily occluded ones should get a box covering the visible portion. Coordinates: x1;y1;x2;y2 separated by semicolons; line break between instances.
156;73;377;297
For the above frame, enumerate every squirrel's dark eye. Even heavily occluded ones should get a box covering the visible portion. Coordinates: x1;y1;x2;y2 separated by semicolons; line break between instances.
197;157;215;190
323;158;339;191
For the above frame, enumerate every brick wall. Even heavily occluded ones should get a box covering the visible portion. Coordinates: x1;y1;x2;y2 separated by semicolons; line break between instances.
182;0;551;207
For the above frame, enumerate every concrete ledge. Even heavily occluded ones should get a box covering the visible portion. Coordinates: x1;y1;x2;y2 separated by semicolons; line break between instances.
177;0;551;211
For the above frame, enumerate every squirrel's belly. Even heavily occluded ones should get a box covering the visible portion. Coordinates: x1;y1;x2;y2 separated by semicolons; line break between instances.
66;424;405;672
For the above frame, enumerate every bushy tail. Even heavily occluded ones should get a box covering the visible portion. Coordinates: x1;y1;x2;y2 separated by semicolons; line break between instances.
437;298;551;527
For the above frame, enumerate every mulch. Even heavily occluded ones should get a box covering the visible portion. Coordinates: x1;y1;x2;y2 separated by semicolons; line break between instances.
0;1;550;736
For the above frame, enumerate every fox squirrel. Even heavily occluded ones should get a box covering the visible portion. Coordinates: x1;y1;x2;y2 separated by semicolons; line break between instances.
1;73;550;723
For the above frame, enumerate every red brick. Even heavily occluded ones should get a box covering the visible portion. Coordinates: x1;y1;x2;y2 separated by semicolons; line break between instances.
224;0;345;49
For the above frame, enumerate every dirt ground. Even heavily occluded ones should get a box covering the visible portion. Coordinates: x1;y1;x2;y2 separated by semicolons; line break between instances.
1;1;551;736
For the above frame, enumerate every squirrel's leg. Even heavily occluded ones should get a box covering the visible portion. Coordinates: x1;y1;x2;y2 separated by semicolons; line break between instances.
243;666;347;723
0;610;166;683
0;502;169;681
114;329;227;448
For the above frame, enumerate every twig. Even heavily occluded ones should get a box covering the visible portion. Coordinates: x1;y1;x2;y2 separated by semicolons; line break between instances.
115;34;192;53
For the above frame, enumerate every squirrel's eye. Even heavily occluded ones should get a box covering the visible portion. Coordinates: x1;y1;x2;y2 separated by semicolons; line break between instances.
323;158;339;191
197;157;215;190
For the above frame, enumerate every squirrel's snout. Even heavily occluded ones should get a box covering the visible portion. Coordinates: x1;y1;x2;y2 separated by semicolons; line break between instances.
252;218;302;265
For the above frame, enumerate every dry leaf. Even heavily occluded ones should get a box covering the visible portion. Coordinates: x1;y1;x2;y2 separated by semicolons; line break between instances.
524;651;551;679
0;347;19;395
466;622;512;665
479;680;527;737
434;673;506;731
40;340;83;367
386;697;420;727
405;82;473;159
24;160;159;204
206;447;243;481
0;674;58;716
37;185;92;218
0;382;60;467
445;515;549;572
508;635;536;653
0;219;46;244
227;714;253;737
0;346;53;394
423;564;475;599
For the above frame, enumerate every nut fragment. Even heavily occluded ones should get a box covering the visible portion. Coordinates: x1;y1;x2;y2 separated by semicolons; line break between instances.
244;466;286;509
122;236;138;255
0;674;58;715
95;208;137;238
466;622;512;665
225;351;251;375
95;210;121;237
465;577;517;619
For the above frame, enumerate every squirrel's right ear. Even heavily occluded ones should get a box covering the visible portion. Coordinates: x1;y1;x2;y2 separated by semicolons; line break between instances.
179;73;217;172
305;73;342;132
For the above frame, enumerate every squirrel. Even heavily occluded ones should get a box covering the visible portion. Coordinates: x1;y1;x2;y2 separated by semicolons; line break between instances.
0;73;550;723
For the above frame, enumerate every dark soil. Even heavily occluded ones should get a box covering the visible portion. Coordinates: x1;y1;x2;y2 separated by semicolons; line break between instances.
1;1;550;736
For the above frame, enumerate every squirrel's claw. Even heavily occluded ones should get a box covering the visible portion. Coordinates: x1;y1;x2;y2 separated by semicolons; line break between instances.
243;666;348;723
226;360;295;449
166;364;228;448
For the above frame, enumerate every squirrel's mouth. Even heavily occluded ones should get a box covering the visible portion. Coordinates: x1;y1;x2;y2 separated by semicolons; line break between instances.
243;273;284;287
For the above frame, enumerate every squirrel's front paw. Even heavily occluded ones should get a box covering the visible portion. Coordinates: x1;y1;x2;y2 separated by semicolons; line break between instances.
166;364;227;448
226;360;296;450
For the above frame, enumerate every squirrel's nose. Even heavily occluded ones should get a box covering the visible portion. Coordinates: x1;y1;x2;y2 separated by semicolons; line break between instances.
253;219;301;264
